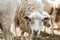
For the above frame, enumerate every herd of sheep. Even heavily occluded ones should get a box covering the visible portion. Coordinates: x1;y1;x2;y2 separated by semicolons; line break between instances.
0;0;60;40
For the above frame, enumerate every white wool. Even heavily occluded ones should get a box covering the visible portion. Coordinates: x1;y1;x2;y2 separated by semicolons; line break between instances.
53;0;60;8
0;0;20;40
42;11;50;18
28;11;43;19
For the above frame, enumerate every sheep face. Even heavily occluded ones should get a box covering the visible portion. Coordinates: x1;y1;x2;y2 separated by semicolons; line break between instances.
24;11;44;36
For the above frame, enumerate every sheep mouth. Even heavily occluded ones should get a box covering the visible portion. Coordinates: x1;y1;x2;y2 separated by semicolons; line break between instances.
34;33;38;36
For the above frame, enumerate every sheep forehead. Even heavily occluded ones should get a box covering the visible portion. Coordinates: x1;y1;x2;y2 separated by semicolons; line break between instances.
28;11;43;19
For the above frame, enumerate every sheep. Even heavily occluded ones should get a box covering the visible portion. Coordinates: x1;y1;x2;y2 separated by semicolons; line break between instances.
49;0;60;35
0;0;19;40
48;0;60;32
10;0;52;40
52;0;60;30
41;0;60;35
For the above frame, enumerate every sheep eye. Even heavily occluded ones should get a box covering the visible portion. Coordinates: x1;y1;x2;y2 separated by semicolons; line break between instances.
44;17;50;20
24;16;31;21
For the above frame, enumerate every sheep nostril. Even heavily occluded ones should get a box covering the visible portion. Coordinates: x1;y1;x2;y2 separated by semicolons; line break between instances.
33;30;38;36
33;30;38;33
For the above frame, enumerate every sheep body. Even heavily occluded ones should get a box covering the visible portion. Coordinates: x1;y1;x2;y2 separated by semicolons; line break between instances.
0;0;19;40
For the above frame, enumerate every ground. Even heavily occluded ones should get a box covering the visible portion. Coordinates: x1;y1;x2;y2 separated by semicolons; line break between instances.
0;31;60;40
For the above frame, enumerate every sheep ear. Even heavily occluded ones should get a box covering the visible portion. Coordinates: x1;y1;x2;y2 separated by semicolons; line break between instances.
44;17;50;20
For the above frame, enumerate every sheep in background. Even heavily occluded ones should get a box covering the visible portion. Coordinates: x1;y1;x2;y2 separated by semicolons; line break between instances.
52;0;60;31
0;0;19;40
41;0;60;35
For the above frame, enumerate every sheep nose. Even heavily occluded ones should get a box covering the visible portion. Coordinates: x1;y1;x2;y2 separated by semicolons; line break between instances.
33;30;38;36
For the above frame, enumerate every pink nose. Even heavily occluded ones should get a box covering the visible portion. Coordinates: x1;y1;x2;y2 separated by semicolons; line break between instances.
33;30;38;36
